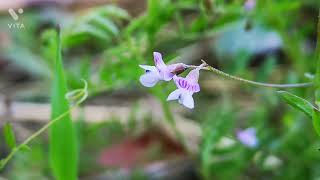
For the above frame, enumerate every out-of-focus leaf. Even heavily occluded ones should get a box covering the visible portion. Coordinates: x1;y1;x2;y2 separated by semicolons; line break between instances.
145;0;175;39
89;16;119;36
312;110;320;137
20;145;32;152
80;24;109;39
50;29;78;180
256;56;276;82
215;21;283;60
0;160;5;170
62;5;128;49
201;103;236;179
3;122;16;150
278;91;315;118
5;45;51;78
101;5;130;20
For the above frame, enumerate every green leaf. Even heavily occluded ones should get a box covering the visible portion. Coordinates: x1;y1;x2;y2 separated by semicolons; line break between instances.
0;159;4;170
101;5;130;20
201;104;236;180
278;91;315;119
49;28;78;180
62;5;128;49
5;45;51;78
315;9;320;103
20;145;32;152
89;16;119;36
312;110;320;137
76;24;110;40
3;122;16;150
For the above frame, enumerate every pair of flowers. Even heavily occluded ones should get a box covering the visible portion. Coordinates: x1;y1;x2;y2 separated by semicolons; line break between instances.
139;52;258;148
139;52;202;109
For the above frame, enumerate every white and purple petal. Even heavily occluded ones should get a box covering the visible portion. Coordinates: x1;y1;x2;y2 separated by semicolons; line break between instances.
180;92;194;109
159;67;175;81
139;65;157;72
153;52;166;68
186;68;200;83
167;89;194;109
160;63;187;81
167;89;182;101
139;65;161;87
174;77;200;93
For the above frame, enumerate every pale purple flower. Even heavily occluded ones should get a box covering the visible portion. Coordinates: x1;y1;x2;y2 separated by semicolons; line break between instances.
244;0;256;11
139;52;186;87
236;128;258;148
166;66;202;109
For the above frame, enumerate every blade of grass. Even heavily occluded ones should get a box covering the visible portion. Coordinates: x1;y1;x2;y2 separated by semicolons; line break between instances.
313;9;320;137
50;27;78;180
3;122;16;150
315;9;320;105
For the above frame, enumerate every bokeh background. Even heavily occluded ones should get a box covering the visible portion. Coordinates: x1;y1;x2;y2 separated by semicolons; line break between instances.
0;0;320;179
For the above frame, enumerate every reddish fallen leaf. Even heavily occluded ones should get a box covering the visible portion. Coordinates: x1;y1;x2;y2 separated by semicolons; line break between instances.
99;128;185;169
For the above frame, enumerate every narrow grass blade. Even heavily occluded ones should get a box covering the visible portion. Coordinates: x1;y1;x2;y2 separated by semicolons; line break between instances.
312;110;320;137
3;122;16;150
50;28;78;180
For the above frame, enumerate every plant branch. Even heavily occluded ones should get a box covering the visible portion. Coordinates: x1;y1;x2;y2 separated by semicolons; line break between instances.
186;60;313;88
0;103;80;170
0;79;87;170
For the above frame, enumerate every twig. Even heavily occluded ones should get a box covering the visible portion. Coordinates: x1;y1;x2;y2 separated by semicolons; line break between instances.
186;60;313;88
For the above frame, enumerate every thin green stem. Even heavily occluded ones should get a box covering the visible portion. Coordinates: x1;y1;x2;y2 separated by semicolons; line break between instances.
186;62;313;88
315;9;320;103
316;9;320;73
0;103;79;170
207;66;312;88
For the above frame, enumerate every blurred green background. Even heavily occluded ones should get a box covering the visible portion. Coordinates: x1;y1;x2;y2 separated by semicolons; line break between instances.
0;0;320;179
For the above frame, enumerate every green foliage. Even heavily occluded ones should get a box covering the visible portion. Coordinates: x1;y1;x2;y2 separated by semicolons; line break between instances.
201;102;237;180
5;45;51;78
278;91;315;119
313;9;320;137
1;1;320;179
62;5;129;49
3;122;16;150
50;29;78;180
6;140;49;180
145;0;175;41
312;110;320;137
98;40;144;89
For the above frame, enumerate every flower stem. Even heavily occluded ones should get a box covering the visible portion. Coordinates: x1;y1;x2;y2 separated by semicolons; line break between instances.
186;61;313;88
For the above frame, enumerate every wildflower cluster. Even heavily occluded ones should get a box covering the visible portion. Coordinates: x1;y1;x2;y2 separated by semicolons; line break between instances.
139;52;204;109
